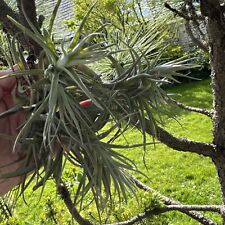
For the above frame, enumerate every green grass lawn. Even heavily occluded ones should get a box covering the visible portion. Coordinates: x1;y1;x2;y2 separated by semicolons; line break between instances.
3;79;221;225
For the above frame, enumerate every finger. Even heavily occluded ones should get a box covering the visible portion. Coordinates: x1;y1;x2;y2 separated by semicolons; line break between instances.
0;86;3;101
0;68;17;92
0;177;21;196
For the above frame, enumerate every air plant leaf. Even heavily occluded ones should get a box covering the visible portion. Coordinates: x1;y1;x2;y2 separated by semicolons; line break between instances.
48;0;62;35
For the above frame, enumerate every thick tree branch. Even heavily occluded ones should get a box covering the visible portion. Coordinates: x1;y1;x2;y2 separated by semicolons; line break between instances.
16;0;39;31
200;0;221;17
133;118;215;157
171;98;213;117
0;0;18;20
155;125;215;157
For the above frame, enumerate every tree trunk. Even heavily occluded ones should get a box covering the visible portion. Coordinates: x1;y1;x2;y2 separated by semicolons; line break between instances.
209;20;225;209
202;0;225;221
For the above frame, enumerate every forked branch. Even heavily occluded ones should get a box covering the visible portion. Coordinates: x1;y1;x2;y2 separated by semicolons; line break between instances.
57;175;218;225
131;175;218;225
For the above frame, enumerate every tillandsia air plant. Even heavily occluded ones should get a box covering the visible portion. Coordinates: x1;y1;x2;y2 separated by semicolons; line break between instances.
0;0;198;215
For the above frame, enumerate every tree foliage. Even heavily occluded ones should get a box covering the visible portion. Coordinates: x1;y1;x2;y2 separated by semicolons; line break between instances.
68;0;131;30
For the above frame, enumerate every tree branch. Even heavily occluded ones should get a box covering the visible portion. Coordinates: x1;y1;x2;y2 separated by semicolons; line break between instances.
57;176;218;225
57;183;93;225
104;207;173;225
0;0;18;20
185;0;205;32
133;118;215;157
16;0;39;31
164;2;191;20
103;205;221;225
131;175;218;225
171;98;213;117
167;205;221;214
155;125;215;157
0;0;42;55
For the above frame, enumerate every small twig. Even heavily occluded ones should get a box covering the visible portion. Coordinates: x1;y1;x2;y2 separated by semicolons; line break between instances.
0;103;38;120
0;197;12;220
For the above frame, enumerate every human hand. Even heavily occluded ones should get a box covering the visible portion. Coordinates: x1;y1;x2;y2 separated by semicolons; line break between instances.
0;67;25;196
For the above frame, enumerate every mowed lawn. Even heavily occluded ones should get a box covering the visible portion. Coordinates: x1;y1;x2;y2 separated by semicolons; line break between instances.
3;79;221;225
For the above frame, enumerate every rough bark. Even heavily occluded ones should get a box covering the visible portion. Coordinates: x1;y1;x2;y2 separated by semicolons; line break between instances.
185;20;208;52
163;2;225;223
16;0;39;30
165;1;225;222
200;0;225;214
